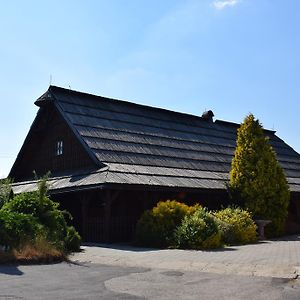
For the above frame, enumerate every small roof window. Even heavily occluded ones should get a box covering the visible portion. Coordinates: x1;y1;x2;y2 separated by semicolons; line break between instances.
56;140;63;156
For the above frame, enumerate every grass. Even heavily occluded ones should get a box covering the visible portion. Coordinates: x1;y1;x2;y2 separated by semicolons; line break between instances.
0;238;65;264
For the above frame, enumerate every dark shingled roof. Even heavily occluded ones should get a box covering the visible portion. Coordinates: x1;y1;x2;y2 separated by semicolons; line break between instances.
12;85;300;194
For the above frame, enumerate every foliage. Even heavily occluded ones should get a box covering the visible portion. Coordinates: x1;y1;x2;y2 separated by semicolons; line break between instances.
135;200;199;248
0;178;12;208
213;207;257;244
0;210;42;249
64;226;82;252
174;208;222;250
229;114;290;236
0;175;81;254
2;192;67;248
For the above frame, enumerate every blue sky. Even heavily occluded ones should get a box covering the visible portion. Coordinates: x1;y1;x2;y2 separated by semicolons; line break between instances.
1;0;300;178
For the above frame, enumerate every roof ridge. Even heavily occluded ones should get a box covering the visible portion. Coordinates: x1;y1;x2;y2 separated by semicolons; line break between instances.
48;85;216;124
49;85;277;134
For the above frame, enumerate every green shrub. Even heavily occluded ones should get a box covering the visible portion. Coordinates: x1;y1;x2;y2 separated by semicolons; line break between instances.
213;207;257;244
0;178;12;208
64;226;81;252
1;192;68;248
2;191;64;227
213;218;235;245
174;208;222;250
135;200;199;248
0;210;43;249
229;114;290;237
1;175;81;252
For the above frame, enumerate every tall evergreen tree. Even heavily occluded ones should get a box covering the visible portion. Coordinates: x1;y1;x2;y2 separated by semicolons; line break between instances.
229;114;290;236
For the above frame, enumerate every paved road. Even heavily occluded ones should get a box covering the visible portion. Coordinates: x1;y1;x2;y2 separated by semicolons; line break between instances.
0;262;146;299
1;235;299;299
70;235;300;279
0;262;299;300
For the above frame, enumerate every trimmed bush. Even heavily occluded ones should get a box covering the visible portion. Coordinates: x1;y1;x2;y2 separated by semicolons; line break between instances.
174;208;222;250
135;200;199;248
213;207;257;245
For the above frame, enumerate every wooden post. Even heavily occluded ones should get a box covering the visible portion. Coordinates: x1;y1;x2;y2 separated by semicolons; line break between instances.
80;194;90;242
142;191;151;210
295;199;300;221
103;190;119;243
151;191;160;207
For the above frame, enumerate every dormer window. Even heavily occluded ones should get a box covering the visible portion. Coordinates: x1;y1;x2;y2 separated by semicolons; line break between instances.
56;140;63;156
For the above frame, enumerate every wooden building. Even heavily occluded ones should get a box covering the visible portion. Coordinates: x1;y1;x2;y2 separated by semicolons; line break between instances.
9;86;300;241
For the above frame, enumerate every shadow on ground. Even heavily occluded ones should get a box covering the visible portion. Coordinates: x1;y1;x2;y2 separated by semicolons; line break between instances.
0;265;24;276
82;234;300;253
270;234;300;242
83;242;160;252
83;243;239;252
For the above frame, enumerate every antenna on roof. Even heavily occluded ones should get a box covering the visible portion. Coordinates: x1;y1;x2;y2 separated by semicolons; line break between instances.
68;85;72;90
49;74;52;86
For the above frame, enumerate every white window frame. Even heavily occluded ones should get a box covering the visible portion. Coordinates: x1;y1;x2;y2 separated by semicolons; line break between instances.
56;140;63;156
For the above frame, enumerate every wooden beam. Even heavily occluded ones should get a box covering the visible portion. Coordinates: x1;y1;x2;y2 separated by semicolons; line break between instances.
295;198;300;220
80;193;90;242
103;190;119;243
140;191;151;210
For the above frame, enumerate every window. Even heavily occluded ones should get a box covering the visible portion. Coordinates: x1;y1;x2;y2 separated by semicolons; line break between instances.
56;140;63;156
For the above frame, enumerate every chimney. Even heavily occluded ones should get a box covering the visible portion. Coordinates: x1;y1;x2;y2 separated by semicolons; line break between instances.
202;110;214;122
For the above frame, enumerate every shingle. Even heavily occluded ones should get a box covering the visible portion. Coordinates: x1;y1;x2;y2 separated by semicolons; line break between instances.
21;85;300;192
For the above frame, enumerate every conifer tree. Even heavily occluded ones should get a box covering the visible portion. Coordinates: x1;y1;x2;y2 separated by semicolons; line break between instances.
229;114;290;236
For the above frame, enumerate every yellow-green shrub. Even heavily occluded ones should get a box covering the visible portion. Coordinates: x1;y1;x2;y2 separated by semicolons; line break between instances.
135;200;199;248
229;114;290;237
214;207;257;244
174;208;222;250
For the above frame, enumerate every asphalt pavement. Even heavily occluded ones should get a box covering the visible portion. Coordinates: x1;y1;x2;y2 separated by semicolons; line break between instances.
0;262;299;299
0;262;146;299
1;235;300;299
70;235;300;279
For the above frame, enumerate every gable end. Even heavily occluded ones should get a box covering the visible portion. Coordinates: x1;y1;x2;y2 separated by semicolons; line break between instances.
9;103;98;181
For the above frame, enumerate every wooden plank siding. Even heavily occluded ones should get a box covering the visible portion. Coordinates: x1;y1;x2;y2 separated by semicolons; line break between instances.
10;105;96;181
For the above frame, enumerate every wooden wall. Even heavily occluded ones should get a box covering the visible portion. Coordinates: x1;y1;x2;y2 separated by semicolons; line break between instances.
286;193;300;233
11;104;95;181
54;188;230;243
